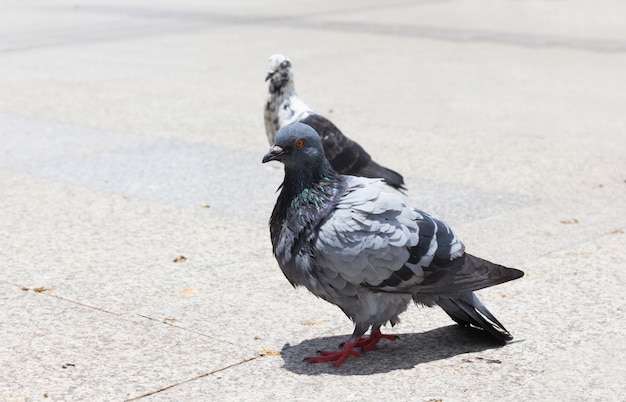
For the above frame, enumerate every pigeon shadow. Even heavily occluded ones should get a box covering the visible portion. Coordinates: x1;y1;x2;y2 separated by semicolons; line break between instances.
280;325;516;375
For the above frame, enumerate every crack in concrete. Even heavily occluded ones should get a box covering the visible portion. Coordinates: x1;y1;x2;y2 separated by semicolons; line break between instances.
1;280;121;315
124;355;260;400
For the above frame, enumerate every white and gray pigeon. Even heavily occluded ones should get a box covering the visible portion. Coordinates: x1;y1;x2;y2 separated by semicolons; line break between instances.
262;122;524;367
264;54;406;190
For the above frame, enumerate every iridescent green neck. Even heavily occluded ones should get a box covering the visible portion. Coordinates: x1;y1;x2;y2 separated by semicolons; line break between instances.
269;158;345;255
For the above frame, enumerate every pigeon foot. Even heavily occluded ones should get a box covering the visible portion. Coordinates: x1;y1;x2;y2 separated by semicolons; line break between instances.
307;328;396;367
306;341;362;367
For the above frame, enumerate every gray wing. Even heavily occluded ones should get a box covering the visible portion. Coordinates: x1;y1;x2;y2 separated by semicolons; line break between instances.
313;176;522;298
313;177;466;294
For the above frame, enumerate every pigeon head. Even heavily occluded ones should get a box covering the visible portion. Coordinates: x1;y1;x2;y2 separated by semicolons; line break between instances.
265;54;293;92
262;123;326;170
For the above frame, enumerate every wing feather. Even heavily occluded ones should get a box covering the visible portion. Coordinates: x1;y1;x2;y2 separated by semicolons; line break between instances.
313;176;475;296
314;178;421;287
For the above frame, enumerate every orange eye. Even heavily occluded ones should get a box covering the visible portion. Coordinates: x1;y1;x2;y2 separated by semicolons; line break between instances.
295;139;304;149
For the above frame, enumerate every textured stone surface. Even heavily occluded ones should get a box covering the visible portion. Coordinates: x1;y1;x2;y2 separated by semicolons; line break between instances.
1;1;625;400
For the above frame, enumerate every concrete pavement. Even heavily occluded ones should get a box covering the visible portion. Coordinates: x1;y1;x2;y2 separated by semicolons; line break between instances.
1;1;625;400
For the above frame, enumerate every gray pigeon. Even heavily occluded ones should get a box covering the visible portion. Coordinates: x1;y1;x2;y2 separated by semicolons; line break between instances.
264;54;406;190
262;122;524;367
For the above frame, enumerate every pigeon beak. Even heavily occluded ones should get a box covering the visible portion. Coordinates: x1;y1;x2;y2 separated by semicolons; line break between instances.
262;145;284;163
265;71;274;81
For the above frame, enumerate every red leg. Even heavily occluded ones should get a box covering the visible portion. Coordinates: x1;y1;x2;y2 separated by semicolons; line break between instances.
306;327;397;367
353;327;397;351
306;341;362;367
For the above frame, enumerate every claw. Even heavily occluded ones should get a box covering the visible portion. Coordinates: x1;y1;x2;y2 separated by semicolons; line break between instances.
306;328;396;367
306;341;361;366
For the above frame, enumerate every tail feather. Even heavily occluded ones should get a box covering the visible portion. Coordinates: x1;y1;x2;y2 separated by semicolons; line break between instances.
437;293;513;344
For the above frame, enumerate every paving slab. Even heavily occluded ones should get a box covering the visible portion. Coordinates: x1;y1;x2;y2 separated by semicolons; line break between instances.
0;282;252;401
1;1;625;401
